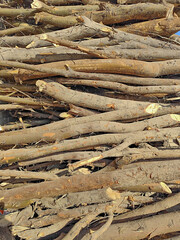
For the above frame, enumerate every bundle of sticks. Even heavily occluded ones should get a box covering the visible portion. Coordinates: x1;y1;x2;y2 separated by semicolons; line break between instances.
0;0;180;239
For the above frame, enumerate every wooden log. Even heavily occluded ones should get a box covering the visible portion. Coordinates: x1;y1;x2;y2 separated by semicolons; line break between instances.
60;79;180;94
0;8;37;17
32;0;100;16
0;160;179;208
119;17;180;37
3;58;179;81
82;211;180;240
1;104;180;146
114;192;180;221
34;3;175;27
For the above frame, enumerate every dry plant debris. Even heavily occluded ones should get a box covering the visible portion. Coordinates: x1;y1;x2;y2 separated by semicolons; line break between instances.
0;0;180;239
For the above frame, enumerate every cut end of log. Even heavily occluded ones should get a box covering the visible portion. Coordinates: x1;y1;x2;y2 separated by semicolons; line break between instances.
145;103;162;114
170;114;180;122
31;0;44;9
106;187;121;200
160;182;172;194
39;34;48;40
36;80;47;92
59;112;73;119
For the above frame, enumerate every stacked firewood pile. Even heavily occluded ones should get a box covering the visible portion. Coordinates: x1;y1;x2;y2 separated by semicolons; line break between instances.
0;0;180;239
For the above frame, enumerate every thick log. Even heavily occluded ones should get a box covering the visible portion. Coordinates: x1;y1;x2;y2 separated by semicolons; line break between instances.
34;3;175;27
1;104;180;146
32;0;100;16
60;79;180;94
119;17;180;37
115;192;180;221
36;80;154;111
0;160;179;208
82;211;180;240
4;58;180;81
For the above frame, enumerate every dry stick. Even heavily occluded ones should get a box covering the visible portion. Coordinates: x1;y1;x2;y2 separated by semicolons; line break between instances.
0;95;64;108
86;3;180;25
0;24;102;48
40;34;110;59
61;199;120;240
40;194;155;216
62;213;98;240
1;102;180;146
56;74;180;86
40;35;180;61
37;201;127;221
0;46;91;63
15;219;73;240
60;79;180;95
89;212;114;240
115;182;172;194
115;192;180;221
80;15;180;50
36;80;154;111
0;83;36;92
1;15;179;50
56;188;121;209
83;211;180;240
1;127;180;164
32;0;100;16
68;125;180;171
117;148;180;166
10;114;180;143
22;215;72;228
0;104;29;111
34;12;78;28
80;38;156;48
68;139;133;171
37;80;180;113
0;8;37;17
0;119;50;132
68;104;98;116
103;46;180;61
57;72;180;86
0;24;37;37
0;169;58;181
18;111;59;121
0;40;178;63
0;60;73;79
1;160;179;209
18;151;101;166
